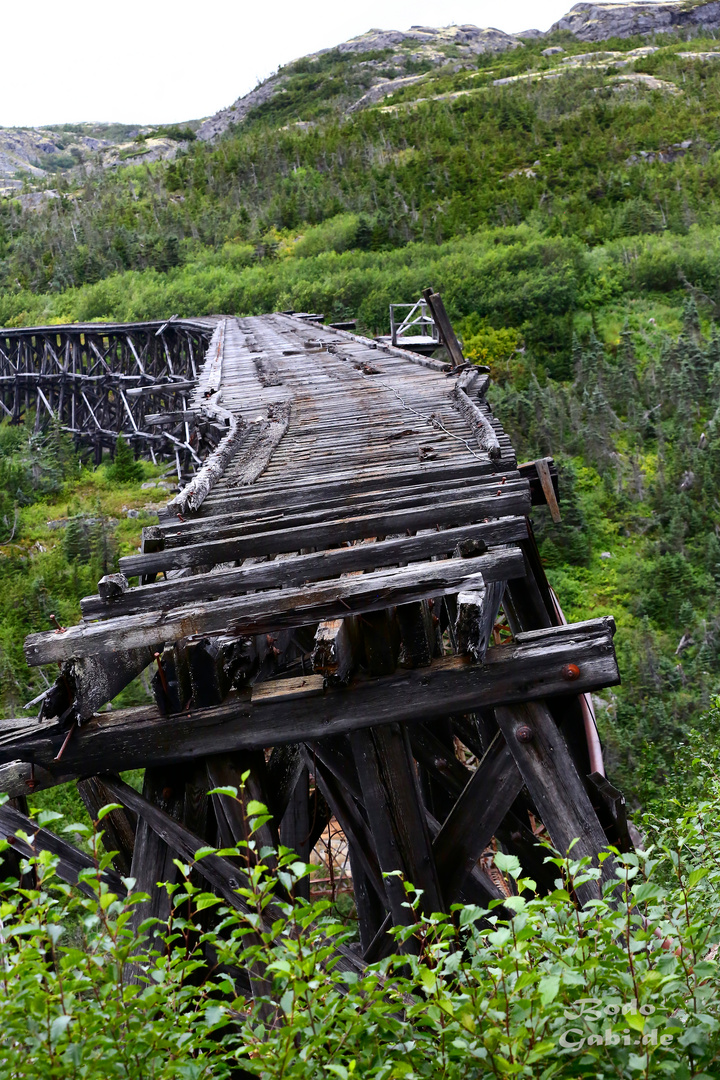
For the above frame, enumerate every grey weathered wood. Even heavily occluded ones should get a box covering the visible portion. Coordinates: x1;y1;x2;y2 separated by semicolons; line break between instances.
432;732;522;904
197;458;514;517
118;486;531;576
127;769;186;973
164;471;518;537
58;647;157;722
422;289;464;368
100;774;364;978
454;577;506;662
312;618;359;682
265;743;305;822
360;609;400;677
81;520;528;621
0;801;126;895
351;722;444;936
535;457;562;524
28;550;524;665
77;775;136;876
494;701;617;905
450;381;502;459
161;476;520;546
397;600;435;669
279;766;310;900
0;618;619;789
206;752;278;866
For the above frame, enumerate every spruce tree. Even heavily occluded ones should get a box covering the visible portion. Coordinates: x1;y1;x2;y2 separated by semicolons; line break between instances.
108;435;143;483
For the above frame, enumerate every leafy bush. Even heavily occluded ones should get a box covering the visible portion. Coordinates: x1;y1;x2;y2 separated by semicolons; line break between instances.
5;777;720;1078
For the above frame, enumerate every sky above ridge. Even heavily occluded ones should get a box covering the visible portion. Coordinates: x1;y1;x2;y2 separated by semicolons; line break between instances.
2;0;581;128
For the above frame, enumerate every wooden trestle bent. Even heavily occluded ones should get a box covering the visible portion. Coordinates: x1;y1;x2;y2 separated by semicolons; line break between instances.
0;305;626;985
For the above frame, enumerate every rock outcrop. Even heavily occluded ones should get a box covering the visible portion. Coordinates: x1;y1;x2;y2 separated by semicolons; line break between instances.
551;1;720;42
197;23;523;141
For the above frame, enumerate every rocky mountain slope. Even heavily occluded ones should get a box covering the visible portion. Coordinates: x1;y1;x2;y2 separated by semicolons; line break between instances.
551;1;720;42
6;1;720;187
196;2;720;141
0;123;197;196
196;24;526;140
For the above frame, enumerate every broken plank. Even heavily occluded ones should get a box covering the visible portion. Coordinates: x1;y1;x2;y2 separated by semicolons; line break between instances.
118;486;532;576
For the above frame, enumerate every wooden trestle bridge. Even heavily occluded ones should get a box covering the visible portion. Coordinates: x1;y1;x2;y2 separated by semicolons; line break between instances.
0;300;628;979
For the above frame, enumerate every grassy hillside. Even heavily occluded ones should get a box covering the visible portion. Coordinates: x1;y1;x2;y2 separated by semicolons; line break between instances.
3;28;720;808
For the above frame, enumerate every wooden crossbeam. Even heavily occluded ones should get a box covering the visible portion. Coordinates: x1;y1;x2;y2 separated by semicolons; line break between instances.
28;549;525;666
0;619;618;795
0;801;126;896
120;486;531;578
81;519;527;621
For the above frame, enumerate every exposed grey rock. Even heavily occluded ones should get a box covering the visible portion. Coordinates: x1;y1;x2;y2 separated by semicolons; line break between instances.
551;2;720;43
542;46;566;55
197;23;524;139
197;76;288;141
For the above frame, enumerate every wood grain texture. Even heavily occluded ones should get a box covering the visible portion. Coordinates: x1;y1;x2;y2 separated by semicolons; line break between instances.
0;618;620;789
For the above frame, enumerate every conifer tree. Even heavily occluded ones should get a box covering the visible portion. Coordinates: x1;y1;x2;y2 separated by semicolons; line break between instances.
107;435;143;483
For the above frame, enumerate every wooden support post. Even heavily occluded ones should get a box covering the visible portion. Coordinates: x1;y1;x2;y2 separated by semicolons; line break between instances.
265;743;305;822
422;289;464;368
206;752;278;866
455;578;505;662
360;609;400;676
494;701;617;906
312;616;359;682
351;723;444;932
279;767;310;900
77;775;137;876
309;752;388;951
127;768;186;980
432;732;522;904
396;600;435;669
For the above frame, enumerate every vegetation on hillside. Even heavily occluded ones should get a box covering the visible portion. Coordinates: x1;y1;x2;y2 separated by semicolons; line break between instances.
5;766;720;1078
3;29;720;809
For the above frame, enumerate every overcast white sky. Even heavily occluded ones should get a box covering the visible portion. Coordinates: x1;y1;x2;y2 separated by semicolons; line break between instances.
0;0;585;128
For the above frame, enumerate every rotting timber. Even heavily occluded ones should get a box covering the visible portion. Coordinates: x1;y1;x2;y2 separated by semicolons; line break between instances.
0;301;628;978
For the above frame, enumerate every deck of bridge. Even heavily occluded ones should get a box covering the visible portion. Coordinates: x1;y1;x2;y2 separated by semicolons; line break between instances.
0;310;626;976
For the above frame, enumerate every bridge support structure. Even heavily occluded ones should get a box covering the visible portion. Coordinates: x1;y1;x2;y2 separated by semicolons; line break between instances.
0;304;628;990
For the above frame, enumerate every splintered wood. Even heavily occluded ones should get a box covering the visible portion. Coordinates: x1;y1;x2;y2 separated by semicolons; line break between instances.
0;306;626;986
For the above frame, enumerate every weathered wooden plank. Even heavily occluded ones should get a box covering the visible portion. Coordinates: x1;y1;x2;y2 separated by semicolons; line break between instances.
29;551;524;665
0;801;126;895
197;458;514;517
119;486;532;576
81;521;528;622
1;619;619;788
167;471;518;536
162;477;520;546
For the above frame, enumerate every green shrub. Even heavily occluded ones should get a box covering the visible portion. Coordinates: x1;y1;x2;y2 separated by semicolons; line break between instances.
5;778;720;1078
